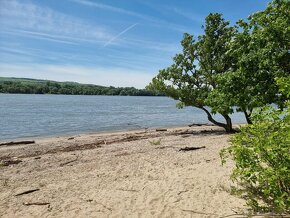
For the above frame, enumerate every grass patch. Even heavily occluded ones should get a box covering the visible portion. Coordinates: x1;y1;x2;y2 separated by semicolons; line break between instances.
148;139;161;145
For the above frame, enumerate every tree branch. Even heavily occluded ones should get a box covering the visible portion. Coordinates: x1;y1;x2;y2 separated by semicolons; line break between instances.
200;107;227;129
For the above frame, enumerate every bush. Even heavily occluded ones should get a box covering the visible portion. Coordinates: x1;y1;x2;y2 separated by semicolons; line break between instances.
221;77;290;214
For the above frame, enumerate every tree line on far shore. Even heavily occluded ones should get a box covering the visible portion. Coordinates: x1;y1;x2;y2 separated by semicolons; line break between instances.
0;77;163;96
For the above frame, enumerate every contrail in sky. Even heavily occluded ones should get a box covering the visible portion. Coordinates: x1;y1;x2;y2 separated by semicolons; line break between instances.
103;23;138;47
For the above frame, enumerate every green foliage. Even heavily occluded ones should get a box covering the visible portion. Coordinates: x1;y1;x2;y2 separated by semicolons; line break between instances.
277;77;290;99
217;1;290;210
147;13;236;132
0;77;163;96
221;77;290;213
210;0;290;123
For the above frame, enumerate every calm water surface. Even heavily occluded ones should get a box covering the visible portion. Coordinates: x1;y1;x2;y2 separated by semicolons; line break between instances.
0;94;246;140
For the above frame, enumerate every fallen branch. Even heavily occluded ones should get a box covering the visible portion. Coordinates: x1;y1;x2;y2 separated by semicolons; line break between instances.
188;123;202;127
180;134;192;138
115;152;131;157
199;129;228;135
155;146;175;150
179;146;206;152
188;123;214;127
15;189;40;196
1;159;22;166
182;209;218;216
219;213;246;218
156;128;167;132
117;188;139;192
177;190;188;195
17;128;227;158
23;202;50;206
0;140;35;146
174;130;193;135
59;157;78;167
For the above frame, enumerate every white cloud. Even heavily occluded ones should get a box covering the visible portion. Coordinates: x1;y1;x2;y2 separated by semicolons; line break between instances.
2;30;80;45
0;0;179;86
71;0;146;19
71;0;189;33
0;64;154;88
0;0;112;45
0;29;176;70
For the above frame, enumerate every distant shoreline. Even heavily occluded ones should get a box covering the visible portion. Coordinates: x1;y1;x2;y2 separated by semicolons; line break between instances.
0;77;164;96
0;93;165;97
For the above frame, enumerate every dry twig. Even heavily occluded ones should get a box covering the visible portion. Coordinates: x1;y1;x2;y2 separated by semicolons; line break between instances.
15;189;40;196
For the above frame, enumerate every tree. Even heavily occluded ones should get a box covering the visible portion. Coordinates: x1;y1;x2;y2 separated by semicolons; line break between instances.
209;0;290;124
147;13;236;132
0;77;162;96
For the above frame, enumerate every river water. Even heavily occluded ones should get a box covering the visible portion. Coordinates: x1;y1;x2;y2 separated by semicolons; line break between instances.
0;94;246;140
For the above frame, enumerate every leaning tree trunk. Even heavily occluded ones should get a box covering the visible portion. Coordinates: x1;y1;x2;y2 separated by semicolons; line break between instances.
243;110;253;124
221;114;234;133
200;107;235;133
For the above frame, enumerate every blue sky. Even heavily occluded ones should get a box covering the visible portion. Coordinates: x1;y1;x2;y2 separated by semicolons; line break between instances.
0;0;271;88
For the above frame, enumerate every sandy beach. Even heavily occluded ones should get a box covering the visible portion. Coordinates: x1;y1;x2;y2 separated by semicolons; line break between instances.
0;125;247;218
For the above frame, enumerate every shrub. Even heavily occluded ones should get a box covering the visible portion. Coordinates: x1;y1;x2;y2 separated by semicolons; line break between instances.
221;77;290;214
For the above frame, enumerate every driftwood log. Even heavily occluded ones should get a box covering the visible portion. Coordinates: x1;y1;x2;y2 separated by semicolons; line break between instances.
1;159;22;166
15;189;40;196
179;146;206;152
155;128;167;132
0;141;35;146
23;202;50;206
188;123;214;127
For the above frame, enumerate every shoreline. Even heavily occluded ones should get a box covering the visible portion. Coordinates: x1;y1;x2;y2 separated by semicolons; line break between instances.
0;125;247;217
0;123;216;143
0;125;222;157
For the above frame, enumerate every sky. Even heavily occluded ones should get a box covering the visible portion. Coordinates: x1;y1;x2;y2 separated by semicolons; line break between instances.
0;0;271;88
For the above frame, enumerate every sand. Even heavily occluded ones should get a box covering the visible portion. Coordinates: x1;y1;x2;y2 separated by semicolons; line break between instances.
0;126;247;218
